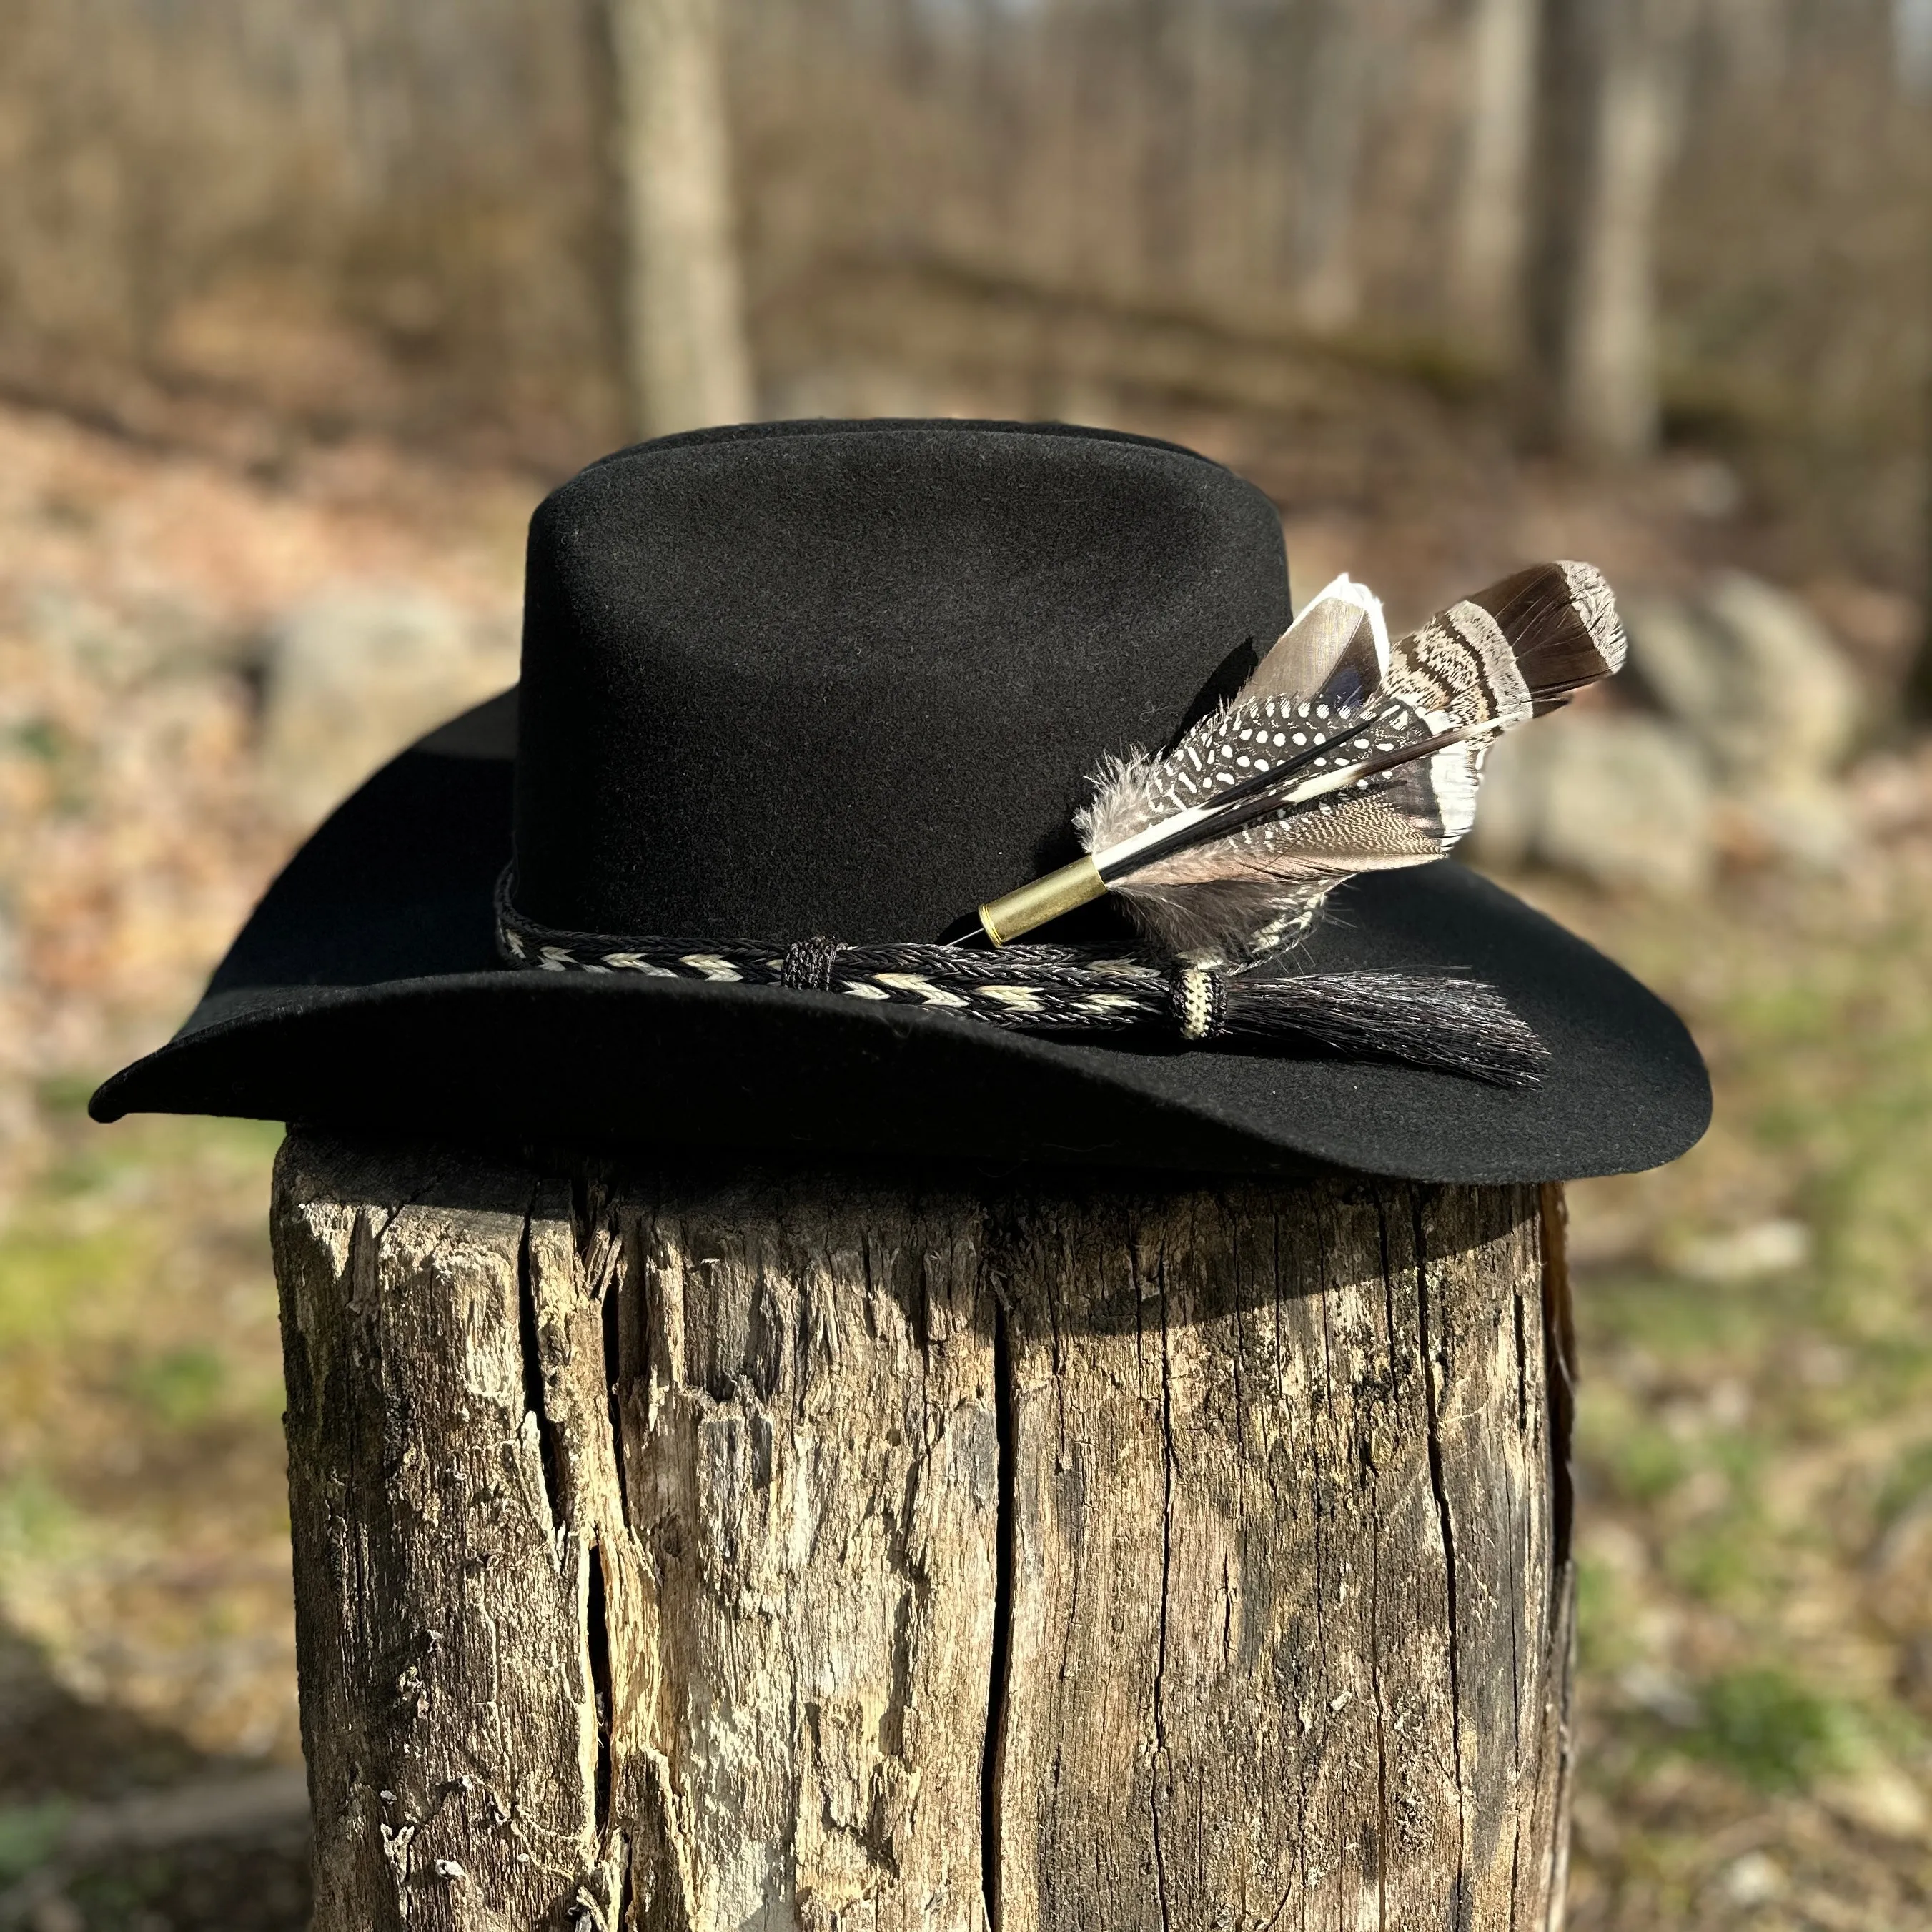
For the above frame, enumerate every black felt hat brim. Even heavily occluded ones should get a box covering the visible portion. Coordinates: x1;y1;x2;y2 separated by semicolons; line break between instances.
89;725;1711;1183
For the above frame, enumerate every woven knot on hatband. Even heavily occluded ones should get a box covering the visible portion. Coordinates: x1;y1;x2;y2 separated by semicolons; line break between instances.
1168;966;1225;1043
781;935;847;992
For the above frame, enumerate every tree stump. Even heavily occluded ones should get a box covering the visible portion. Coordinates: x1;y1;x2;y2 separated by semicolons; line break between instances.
272;1130;1577;1932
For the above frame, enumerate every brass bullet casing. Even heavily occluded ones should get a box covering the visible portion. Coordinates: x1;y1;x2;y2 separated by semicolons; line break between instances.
978;856;1107;946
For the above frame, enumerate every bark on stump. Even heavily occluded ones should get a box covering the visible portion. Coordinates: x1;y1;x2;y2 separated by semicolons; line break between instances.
271;1130;1577;1932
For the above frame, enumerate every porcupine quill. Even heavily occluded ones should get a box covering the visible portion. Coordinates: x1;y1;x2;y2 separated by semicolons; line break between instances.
967;560;1629;1081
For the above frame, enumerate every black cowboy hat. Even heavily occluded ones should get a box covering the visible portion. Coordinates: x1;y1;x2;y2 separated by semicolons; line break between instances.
90;419;1709;1182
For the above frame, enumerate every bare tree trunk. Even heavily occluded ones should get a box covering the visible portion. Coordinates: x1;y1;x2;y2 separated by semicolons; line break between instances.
273;1131;1577;1931
1898;0;1932;99
1522;0;1691;457
1292;0;1371;332
1913;280;1932;725
1909;497;1932;723
1452;0;1540;355
605;0;753;436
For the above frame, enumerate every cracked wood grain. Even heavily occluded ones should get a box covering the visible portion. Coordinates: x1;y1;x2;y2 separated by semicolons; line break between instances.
273;1135;1575;1932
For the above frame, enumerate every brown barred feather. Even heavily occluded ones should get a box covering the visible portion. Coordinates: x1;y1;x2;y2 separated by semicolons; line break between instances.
1469;560;1627;713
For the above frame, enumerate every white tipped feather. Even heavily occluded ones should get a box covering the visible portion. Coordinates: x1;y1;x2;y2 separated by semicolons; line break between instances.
1560;560;1626;673
1249;573;1391;710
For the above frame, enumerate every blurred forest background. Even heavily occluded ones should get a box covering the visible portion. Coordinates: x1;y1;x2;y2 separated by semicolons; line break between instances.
2;1;1932;1928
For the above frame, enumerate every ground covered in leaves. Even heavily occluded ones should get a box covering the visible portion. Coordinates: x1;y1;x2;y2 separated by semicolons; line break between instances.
0;388;1928;1929
1527;830;1932;1929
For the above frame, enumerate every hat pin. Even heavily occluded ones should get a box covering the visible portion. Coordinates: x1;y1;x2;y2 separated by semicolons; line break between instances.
976;560;1626;960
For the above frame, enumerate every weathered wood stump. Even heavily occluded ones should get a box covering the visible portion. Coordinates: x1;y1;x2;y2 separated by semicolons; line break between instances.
272;1130;1577;1931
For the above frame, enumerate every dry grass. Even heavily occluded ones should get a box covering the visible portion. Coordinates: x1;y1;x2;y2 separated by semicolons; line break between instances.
0;367;1928;1925
1521;843;1932;1929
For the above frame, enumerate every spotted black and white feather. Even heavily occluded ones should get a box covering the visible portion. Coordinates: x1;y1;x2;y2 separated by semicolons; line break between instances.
1075;561;1626;966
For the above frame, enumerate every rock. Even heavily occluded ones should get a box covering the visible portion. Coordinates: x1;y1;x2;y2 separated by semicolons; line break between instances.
1618;594;1726;738
1624;572;1861;865
1703;571;1862;768
1617;1662;1698;1727
1668;1217;1811;1282
1817;1761;1931;1841
1718;1851;1785;1908
1627;573;1861;774
259;587;517;826
1668;455;1745;522
1467;713;1715;893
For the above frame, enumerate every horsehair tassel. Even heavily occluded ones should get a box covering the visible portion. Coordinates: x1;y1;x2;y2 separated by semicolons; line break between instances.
976;560;1626;966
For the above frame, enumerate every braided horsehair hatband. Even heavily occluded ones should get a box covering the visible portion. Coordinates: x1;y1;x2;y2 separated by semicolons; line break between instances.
493;871;1547;1087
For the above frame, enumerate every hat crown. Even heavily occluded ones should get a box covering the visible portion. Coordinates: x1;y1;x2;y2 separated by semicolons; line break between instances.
511;420;1292;944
